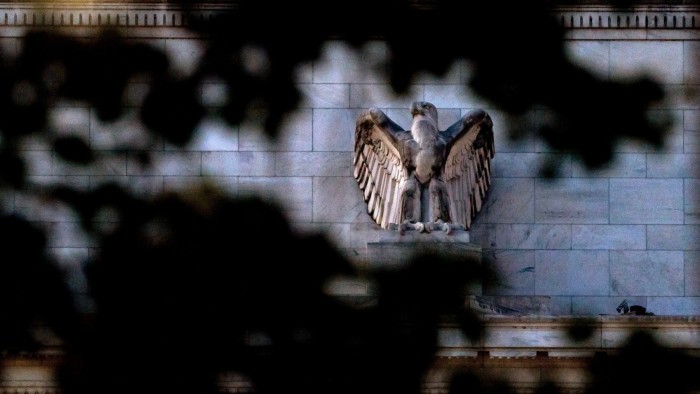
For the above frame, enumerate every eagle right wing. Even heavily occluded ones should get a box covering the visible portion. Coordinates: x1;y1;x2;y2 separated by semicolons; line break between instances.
441;109;495;230
353;108;411;229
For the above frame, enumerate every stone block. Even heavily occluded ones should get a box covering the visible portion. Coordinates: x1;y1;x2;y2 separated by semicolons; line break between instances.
646;297;700;315
275;152;352;176
313;176;368;223
482;178;534;223
610;41;683;84
483;250;535;296
313;40;386;84
411;61;462;85
535;178;609;224
239;176;312;223
14;195;79;222
349;84;421;109
684;41;700;84
164;175;238;196
494;153;570;178
494;224;571;249
312;109;357;151
128;152;201;176
298;84;349;109
610;251;684;296
615;109;682;153
164;38;205;77
49;106;90;140
571;225;646;250
198;80;227;108
571;153;646;178
549;296;573;315
571;296;646;316
685;109;700;131
295;62;313;83
202;151;275;176
565;40;610;79
424;85;488;109
238;109;312;151
54;154;127;176
535;250;609;296
647;225;700;250
646;153;699;178
684;251;700;296
23;150;53;176
90;175;164;198
685;179;700;224
610;179;683;224
46;221;95;248
487;109;536;153
187;118;238;151
385;108;414;130
89;110;153;151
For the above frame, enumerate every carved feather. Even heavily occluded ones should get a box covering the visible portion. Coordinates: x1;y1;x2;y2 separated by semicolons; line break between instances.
353;109;410;229
442;109;495;230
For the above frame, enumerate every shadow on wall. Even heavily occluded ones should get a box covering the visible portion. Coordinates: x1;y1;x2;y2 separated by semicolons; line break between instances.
0;0;698;393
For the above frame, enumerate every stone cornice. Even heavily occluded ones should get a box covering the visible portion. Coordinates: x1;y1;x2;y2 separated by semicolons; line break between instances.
0;3;697;35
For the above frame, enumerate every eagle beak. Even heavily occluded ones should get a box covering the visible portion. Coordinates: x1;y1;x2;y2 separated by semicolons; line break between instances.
410;101;422;116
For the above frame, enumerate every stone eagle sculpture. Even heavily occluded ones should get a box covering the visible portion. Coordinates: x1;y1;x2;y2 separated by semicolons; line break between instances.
353;101;494;234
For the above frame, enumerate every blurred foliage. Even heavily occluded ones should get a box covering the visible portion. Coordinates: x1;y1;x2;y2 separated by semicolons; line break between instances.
0;0;694;393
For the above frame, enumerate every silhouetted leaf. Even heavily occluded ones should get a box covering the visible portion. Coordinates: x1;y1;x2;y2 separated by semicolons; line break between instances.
54;136;94;164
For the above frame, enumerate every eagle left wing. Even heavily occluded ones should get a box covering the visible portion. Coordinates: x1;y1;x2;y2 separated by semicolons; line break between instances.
441;109;495;230
353;108;411;229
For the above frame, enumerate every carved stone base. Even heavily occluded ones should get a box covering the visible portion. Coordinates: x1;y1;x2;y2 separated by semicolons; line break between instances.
366;229;476;266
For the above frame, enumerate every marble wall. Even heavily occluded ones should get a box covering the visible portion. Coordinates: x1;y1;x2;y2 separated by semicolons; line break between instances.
2;11;699;316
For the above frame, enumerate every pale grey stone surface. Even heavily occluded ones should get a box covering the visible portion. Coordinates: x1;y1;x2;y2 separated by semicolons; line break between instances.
647;225;700;250
128;152;201;176
424;85;488;109
571;297;646;316
571;225;646;250
312;109;357;151
646;297;700;315
535;178;609;224
565;41;610;79
482;178;534;223
23;150;53;175
199;81;227;108
484;250;535;295
54;155;127;176
313;41;386;84
494;153;570;178
50;106;90;140
164;38;205;77
548;296;573;315
684;41;700;84
494;224;571;249
238;109;312;151
202;151;275;176
610;251;684;296
299;84;350;109
610;41;683;84
46;221;95;248
610;179;683;224
187;118;238;151
646;153;700;178
571;154;645;178
684;251;700;296
239;176;312;223
535;250;609;296
313;176;368;223
349;84;421;108
685;179;700;224
275;152;352;176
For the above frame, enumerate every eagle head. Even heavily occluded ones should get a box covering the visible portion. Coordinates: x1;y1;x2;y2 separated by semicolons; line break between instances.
410;101;438;127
